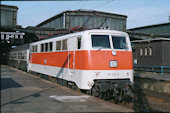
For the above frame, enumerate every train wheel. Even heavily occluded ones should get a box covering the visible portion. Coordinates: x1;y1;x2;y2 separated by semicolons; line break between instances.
92;87;100;97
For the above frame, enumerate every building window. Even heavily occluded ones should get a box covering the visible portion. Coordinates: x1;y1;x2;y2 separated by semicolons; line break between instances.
149;47;152;56
140;48;143;56
145;47;147;56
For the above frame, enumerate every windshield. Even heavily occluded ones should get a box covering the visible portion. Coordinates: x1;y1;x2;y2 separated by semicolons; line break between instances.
91;35;111;49
112;36;127;49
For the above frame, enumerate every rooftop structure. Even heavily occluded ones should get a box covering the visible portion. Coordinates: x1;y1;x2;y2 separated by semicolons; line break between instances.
0;4;18;28
36;9;127;31
128;22;170;40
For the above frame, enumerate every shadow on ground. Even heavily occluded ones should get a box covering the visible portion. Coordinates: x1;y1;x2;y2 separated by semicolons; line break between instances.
1;78;23;90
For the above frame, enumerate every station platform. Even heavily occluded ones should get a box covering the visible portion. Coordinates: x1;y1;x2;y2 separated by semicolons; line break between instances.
1;65;134;113
134;71;170;94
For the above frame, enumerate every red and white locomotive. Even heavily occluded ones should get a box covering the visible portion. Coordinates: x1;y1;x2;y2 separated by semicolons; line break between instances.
9;29;134;102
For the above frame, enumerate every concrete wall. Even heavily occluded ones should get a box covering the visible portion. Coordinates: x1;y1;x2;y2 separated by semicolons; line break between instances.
135;76;170;94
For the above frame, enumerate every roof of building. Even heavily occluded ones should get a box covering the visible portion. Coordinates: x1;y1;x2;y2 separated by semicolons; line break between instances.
131;38;170;43
128;22;170;31
0;4;18;9
36;9;127;27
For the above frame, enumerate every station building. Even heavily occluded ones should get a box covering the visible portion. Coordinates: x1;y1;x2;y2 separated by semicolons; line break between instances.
129;23;170;74
0;4;55;64
0;4;56;46
37;9;127;31
132;38;170;74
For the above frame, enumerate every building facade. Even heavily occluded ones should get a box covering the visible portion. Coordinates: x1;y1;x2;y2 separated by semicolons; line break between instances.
0;4;18;28
131;38;170;74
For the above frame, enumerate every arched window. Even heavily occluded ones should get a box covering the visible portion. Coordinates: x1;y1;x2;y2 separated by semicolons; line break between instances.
149;47;152;56
140;48;143;56
145;47;147;56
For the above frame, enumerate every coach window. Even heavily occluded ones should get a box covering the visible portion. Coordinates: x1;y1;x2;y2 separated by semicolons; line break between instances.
56;41;61;50
62;39;67;50
32;46;34;53
35;45;37;52
41;44;44;52
49;42;53;51
45;43;48;52
78;37;81;49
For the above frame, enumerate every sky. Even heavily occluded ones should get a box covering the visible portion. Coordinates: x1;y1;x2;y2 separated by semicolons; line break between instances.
2;0;170;29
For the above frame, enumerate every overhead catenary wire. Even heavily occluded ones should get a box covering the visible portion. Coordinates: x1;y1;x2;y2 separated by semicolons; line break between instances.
128;0;154;21
119;0;154;13
92;0;114;10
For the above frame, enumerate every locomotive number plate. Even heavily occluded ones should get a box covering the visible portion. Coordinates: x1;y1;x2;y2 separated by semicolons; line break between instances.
109;60;118;67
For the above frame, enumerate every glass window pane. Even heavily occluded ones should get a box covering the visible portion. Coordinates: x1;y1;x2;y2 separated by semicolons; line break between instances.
149;47;152;56
41;44;44;52
62;39;67;50
145;47;147;56
91;35;110;49
32;46;34;52
140;48;143;56
35;45;37;52
78;37;81;49
56;41;61;50
49;42;53;51
45;43;48;52
112;36;127;49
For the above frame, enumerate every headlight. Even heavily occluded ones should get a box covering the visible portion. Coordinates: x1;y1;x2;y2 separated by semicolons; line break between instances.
109;60;118;67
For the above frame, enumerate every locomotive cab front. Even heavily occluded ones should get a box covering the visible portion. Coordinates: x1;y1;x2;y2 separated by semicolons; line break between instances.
79;30;134;102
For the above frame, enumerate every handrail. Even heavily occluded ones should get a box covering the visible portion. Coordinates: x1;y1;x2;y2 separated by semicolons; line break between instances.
133;65;170;75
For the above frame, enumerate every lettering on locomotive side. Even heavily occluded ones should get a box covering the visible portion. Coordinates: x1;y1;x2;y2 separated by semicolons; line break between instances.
108;73;120;76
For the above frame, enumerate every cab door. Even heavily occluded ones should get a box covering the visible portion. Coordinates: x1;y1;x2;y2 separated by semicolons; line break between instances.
68;37;77;77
